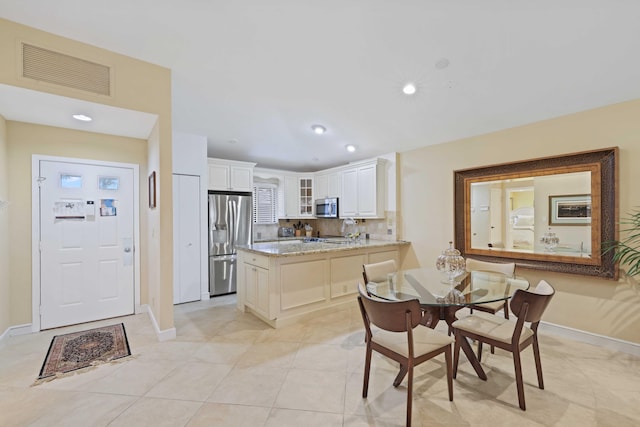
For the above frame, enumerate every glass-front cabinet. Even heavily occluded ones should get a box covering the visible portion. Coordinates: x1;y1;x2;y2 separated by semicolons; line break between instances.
281;173;314;219
299;177;313;216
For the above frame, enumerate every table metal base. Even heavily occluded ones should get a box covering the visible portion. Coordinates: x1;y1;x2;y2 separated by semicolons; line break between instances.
421;305;487;381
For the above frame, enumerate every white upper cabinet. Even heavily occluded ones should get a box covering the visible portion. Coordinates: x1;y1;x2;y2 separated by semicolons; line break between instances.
207;158;256;192
314;169;342;199
340;158;386;218
281;173;314;219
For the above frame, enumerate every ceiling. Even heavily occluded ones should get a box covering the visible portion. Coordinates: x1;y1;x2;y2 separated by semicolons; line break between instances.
1;1;640;172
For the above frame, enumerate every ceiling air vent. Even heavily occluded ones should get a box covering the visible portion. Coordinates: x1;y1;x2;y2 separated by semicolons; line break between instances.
22;43;111;96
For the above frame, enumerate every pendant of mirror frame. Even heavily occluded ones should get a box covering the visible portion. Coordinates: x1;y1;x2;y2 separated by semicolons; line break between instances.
436;241;466;285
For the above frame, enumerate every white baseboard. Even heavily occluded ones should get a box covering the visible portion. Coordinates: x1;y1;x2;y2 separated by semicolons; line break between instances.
201;292;211;301
0;323;33;346
539;320;640;357
140;304;176;342
2;309;637;355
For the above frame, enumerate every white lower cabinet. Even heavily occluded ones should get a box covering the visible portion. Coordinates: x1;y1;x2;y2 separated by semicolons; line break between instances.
330;254;367;298
280;259;326;310
242;254;270;318
237;244;404;327
244;263;269;317
368;249;399;266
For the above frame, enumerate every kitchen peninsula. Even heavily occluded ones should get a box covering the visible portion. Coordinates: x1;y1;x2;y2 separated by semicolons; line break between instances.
237;239;410;327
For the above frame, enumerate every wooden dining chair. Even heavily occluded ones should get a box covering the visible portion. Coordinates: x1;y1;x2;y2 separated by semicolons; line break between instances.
465;258;516;319
464;258;517;358
452;280;555;410
357;282;453;427
362;259;397;284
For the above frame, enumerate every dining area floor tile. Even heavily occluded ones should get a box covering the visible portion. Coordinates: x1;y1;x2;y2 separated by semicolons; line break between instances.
0;294;639;426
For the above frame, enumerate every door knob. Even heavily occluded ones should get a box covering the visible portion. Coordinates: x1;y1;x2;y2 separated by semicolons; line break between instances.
124;247;131;253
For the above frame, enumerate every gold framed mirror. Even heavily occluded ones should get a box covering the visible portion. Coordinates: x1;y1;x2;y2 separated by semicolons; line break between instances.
454;148;618;279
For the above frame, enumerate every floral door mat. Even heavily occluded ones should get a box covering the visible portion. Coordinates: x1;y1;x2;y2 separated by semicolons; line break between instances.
38;323;131;380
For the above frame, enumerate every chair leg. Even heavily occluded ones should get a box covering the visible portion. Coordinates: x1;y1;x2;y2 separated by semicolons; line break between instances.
532;335;545;389
406;364;413;427
512;350;526;410
363;343;372;398
489;307;508;355
445;346;453;401
393;363;408;387
477;341;484;362
453;334;461;378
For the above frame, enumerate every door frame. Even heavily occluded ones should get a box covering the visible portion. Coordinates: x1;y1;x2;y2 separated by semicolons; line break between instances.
31;154;141;332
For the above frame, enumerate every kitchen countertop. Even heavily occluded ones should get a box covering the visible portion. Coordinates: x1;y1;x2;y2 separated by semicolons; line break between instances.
238;239;410;257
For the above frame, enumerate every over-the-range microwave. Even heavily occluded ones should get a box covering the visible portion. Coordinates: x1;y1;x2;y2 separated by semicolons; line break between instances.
315;197;339;218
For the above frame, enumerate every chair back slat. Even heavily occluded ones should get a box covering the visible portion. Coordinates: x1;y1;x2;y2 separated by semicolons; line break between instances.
363;260;397;283
358;284;421;332
510;280;555;323
466;258;516;276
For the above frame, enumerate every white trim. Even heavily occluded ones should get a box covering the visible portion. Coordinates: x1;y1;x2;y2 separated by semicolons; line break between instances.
31;155;140;332
491;308;640;356
0;323;33;347
539;321;640;357
140;304;176;342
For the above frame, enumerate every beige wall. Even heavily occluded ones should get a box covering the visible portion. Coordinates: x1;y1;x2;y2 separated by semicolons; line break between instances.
146;121;168;328
0;19;173;333
0;115;9;332
400;99;640;344
6;122;148;324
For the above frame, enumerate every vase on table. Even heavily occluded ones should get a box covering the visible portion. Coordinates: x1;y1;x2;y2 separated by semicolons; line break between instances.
436;241;466;286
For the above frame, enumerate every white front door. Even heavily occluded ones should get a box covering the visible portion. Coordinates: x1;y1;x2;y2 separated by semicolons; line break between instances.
39;160;135;329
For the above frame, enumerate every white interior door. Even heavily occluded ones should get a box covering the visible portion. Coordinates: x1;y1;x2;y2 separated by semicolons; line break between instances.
39;160;135;329
490;188;504;246
173;174;201;304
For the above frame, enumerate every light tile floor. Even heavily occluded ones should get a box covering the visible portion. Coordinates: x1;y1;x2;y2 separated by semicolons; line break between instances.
1;295;639;426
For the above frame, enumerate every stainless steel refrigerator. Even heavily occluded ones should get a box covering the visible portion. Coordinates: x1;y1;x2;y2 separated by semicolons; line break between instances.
208;191;252;296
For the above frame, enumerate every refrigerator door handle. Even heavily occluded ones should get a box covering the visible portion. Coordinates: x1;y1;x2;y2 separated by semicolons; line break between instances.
228;199;237;253
212;254;236;262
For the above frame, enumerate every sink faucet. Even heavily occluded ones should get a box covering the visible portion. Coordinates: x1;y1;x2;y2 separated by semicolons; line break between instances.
341;217;358;239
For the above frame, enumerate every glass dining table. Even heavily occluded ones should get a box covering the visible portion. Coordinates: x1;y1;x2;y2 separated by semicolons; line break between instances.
367;267;529;380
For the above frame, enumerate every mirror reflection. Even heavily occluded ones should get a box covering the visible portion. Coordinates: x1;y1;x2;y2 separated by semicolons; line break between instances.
469;171;591;258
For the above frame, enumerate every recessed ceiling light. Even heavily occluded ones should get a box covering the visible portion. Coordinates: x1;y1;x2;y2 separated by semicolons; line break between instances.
311;124;326;135
72;114;92;122
402;83;417;95
435;58;450;70
345;144;356;153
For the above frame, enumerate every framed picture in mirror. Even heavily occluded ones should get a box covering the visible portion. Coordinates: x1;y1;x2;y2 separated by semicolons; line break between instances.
549;194;591;225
